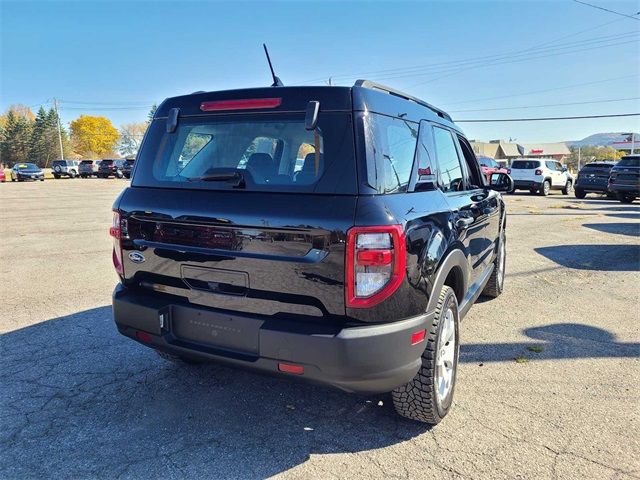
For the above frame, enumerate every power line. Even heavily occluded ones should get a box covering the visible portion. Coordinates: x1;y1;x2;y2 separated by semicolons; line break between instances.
299;21;639;84
405;35;638;87
449;97;640;113
61;99;156;106
455;113;640;123
573;0;640;20
442;74;639;106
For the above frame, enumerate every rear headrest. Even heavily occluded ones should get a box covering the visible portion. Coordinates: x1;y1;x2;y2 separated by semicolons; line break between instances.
301;152;322;175
246;153;276;178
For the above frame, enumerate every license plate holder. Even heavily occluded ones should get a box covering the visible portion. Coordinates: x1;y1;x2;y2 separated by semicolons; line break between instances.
171;306;261;355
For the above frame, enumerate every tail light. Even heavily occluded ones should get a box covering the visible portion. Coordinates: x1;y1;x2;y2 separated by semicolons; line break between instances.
535;169;543;175
109;210;125;275
346;225;406;308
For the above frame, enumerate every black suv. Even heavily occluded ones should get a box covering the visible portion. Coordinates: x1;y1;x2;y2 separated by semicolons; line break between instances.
608;155;639;203
110;81;511;424
98;159;125;178
122;158;135;178
574;161;616;199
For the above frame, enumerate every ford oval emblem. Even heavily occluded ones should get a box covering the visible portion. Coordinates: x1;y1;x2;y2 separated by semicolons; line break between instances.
128;251;146;264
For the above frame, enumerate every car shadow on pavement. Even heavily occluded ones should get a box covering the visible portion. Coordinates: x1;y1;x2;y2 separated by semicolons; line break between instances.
460;323;640;364
0;307;429;479
534;244;640;271
583;222;640;237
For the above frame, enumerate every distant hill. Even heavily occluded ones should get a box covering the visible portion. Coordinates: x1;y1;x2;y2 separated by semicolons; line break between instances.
567;132;639;148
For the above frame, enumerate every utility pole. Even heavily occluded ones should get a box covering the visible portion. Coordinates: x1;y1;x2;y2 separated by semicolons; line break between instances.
631;133;636;155
53;98;64;160
578;146;581;171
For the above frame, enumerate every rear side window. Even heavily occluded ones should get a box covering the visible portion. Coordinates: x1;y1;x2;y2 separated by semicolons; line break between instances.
433;126;464;192
363;113;419;193
133;112;356;193
511;160;540;169
545;161;556;170
618;157;640;167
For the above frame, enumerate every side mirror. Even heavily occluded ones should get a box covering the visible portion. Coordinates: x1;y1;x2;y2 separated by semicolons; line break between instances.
305;101;320;130
489;172;514;192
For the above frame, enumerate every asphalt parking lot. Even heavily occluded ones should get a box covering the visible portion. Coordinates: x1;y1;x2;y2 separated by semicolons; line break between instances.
1;179;639;479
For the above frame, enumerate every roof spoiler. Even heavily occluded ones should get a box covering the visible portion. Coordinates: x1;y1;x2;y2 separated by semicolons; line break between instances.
354;79;452;122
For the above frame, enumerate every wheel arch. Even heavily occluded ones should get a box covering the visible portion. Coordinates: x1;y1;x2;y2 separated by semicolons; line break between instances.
426;248;468;313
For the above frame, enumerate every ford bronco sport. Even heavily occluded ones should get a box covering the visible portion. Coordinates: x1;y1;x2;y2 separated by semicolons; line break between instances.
111;80;511;424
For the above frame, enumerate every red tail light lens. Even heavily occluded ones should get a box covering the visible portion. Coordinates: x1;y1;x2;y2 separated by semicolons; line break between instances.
535;169;543;175
346;225;406;308
109;210;124;275
200;98;282;112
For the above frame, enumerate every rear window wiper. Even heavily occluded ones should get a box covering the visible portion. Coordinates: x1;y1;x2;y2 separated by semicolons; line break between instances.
188;171;245;188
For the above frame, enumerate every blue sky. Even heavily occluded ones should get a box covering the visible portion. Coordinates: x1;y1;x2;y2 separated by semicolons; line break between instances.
1;0;639;142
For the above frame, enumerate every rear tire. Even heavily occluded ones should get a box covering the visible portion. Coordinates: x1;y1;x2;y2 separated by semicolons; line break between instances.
539;180;551;196
529;188;537;194
618;194;636;204
392;285;459;424
574;188;586;199
562;181;573;196
155;350;204;365
53;174;60;179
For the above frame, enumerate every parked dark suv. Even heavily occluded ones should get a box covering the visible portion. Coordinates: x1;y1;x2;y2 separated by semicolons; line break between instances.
574;161;617;199
98;159;125;178
122;158;135;178
110;81;511;424
608;155;639;203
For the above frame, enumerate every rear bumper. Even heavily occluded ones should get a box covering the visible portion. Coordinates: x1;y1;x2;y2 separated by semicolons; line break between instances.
513;180;542;190
609;183;640;195
112;284;431;394
575;180;609;192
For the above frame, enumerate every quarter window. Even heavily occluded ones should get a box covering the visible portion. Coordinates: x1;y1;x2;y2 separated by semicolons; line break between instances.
433;126;464;192
364;113;419;193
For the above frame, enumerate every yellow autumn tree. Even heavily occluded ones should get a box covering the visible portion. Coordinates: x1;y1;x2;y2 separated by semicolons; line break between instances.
70;115;119;157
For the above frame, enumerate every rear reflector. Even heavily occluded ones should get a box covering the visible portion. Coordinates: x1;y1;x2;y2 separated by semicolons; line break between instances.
278;363;304;375
135;331;152;343
411;329;426;345
200;98;282;112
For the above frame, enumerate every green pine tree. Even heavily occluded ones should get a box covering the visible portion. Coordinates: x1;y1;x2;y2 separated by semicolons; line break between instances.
0;110;33;166
147;104;157;123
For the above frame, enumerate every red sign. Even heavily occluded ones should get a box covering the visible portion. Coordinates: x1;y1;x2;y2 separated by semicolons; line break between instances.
530;149;544;154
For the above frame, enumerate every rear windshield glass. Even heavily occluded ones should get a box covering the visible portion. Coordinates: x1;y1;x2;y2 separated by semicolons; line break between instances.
80;160;93;165
100;160;114;165
617;157;640;167
133;112;356;193
511;160;540;169
581;163;612;170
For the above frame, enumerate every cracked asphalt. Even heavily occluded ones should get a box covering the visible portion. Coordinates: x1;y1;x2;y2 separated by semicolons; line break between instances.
1;180;639;479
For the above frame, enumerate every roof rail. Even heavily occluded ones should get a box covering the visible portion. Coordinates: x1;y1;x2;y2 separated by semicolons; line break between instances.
354;79;452;122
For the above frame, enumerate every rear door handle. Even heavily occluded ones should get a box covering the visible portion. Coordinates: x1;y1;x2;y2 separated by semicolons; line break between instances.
456;217;474;229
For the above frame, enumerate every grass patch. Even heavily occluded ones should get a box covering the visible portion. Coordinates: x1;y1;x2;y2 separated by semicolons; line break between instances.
514;356;529;364
527;345;544;353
